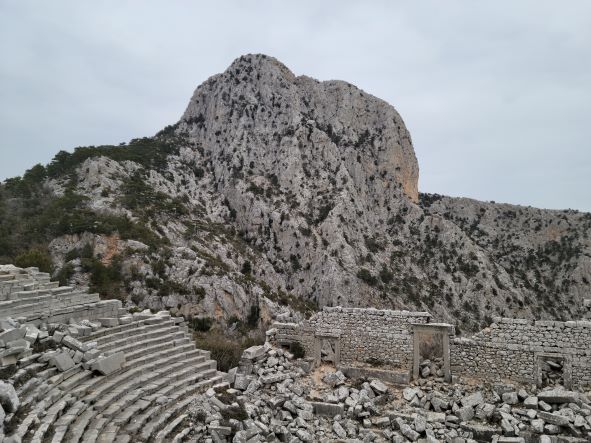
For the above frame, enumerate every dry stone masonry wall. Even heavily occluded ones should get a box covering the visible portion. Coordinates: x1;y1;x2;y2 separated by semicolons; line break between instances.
271;307;431;370
452;317;591;389
271;307;591;390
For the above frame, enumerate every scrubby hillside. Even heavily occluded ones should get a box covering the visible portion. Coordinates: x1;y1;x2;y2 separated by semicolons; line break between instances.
1;54;589;333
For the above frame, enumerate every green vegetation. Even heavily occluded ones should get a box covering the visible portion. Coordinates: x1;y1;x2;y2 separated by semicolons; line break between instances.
357;267;377;286
190;317;213;332
14;248;53;273
193;330;264;372
0;136;183;267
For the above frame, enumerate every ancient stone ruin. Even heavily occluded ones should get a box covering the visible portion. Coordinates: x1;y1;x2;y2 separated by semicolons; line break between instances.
1;264;591;442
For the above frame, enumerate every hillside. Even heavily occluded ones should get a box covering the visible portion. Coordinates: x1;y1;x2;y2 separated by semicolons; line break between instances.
1;54;590;333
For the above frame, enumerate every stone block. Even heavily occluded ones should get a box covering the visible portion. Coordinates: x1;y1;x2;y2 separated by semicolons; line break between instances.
369;379;388;394
49;352;75;372
310;401;345;417
538;410;571;426
119;316;133;325
0;328;25;344
98;317;119;327
523;396;538;409
537;389;578;404
462;391;484;408
52;330;65;343
62;335;88;353
90;352;125;375
242;345;265;360
234;373;253;390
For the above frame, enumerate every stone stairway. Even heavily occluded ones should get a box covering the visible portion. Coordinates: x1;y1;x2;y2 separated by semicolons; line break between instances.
0;265;120;323
1;265;227;443
6;315;223;443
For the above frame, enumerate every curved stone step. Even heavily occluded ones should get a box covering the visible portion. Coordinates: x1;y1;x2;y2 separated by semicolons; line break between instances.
100;326;183;355
62;351;207;440
153;413;187;443
28;393;75;443
85;319;172;345
74;345;199;401
171;426;191;443
104;360;217;419
126;371;222;439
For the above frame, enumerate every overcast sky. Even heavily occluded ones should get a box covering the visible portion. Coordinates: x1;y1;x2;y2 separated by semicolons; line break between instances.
1;1;589;211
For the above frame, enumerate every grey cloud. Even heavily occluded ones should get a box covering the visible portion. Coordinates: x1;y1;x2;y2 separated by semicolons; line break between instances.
0;0;589;211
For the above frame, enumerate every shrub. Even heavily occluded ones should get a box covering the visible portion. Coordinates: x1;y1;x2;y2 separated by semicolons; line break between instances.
56;263;75;286
15;248;53;273
379;266;393;284
190;317;213;332
357;268;377;286
193;331;264;372
241;261;252;275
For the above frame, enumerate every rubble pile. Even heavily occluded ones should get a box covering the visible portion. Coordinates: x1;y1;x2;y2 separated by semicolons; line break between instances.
419;358;445;379
183;342;591;443
540;359;565;387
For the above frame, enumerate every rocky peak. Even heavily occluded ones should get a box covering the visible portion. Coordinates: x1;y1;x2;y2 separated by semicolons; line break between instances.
179;53;419;203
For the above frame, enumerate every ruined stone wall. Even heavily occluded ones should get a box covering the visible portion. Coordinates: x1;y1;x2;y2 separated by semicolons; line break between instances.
271;307;431;370
451;317;591;389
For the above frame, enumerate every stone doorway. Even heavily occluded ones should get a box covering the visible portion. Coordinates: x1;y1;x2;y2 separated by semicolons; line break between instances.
535;353;571;389
313;334;340;366
412;323;452;382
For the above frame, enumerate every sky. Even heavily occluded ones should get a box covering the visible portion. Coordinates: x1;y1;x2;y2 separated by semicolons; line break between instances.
0;1;590;212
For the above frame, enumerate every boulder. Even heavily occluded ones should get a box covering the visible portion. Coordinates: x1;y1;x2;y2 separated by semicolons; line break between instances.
0;381;19;413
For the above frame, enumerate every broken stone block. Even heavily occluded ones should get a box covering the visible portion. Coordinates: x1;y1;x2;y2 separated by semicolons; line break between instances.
461;391;484;408
502;391;519;405
83;349;101;362
234;373;253;390
530;418;544;433
523;396;538;409
61;335;88;353
322;370;345;387
242;345;265;360
403;387;419;402
457;406;475;422
98;317;119;327
52;330;65;343
369;379;388;395
49;352;75;372
537;388;578;404
537;410;571;426
333;421;347;439
23;325;39;343
90;352;125;375
0;328;25;344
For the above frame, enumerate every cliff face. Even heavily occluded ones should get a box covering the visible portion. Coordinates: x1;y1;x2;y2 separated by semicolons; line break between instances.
2;54;589;333
180;54;419;203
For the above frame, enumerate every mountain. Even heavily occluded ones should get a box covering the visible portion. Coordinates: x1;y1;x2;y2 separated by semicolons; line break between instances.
1;54;589;333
